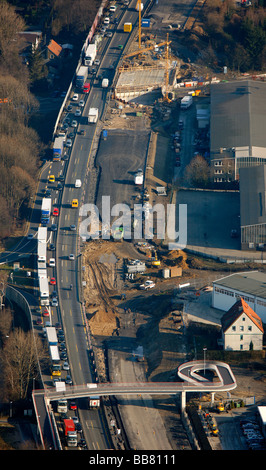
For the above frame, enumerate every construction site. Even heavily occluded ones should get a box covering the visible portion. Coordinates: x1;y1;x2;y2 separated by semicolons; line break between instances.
78;0;266;451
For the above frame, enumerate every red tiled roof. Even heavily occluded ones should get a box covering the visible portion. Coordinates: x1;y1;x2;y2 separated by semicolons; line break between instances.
47;39;62;57
222;298;264;333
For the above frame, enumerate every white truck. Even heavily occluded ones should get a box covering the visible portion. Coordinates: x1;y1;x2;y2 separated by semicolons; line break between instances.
57;399;68;414
102;78;109;88
88;107;98;123
134;169;143;185
180;95;193;109
84;43;97;66
39;276;49;305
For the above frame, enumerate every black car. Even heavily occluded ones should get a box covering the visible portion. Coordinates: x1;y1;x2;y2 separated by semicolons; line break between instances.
57;182;63;190
60;351;67;360
49;243;55;251
67;105;72;112
50;224;57;232
59;342;66;351
58;175;65;182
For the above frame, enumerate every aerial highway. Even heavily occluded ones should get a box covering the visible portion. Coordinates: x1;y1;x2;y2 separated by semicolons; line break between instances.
28;0;153;450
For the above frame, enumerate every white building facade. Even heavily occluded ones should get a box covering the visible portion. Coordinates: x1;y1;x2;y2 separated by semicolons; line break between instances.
212;271;266;323
221;299;264;351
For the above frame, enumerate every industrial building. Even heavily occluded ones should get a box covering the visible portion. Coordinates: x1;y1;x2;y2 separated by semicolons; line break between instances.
210;80;266;182
239;164;266;249
212;271;266;323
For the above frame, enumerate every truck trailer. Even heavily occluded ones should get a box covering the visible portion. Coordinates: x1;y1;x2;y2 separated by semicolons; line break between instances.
39;276;49;306
180;95;193;109
38;226;47;243
76;65;88;89
63;419;77;447
53;136;65;162
46;327;58;346
57;399;68;414
88;108;98;123
84;43;97;66
41;198;51;225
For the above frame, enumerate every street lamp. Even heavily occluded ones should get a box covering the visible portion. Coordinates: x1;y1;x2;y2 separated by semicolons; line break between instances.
203;347;207;376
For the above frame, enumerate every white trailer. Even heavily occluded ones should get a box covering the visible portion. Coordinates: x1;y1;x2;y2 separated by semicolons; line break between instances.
46;327;58;346
38;226;47;243
180;95;193;109
39;276;49;305
84;43;97;66
38;241;47;264
88;108;98;123
134;169;143;185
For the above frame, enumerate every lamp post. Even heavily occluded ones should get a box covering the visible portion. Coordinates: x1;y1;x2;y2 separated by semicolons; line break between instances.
203;347;207;376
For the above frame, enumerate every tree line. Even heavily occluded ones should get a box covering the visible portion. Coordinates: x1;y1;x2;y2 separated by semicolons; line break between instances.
198;0;266;72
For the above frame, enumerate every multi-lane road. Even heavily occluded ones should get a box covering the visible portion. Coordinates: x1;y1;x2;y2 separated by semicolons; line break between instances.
27;0;153;450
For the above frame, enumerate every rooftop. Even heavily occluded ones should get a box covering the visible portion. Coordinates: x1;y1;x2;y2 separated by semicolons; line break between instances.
221;297;264;333
214;271;266;299
210;80;266;157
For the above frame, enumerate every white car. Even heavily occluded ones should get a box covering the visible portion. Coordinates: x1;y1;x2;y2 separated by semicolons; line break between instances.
66;138;72;147
79;99;85;107
49;258;55;267
75;108;81;117
140;280;155;290
72;93;79;101
63;361;70;370
104;17;110;24
71;120;78;127
109;5;117;12
69;254;75;260
94;59;100;66
51;298;58;307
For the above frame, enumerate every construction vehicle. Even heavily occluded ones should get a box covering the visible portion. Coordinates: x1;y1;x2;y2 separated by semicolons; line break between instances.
216;402;224;413
151;250;160;266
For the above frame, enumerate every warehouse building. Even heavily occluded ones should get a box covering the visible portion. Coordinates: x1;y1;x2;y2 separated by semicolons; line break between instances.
239;164;266;249
212;271;266;323
210;80;266;182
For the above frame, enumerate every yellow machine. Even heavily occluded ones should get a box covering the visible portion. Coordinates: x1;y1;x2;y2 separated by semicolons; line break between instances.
72;199;78;208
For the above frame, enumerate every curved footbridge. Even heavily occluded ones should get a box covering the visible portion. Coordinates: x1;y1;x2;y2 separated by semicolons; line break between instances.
34;360;237;411
32;361;236;448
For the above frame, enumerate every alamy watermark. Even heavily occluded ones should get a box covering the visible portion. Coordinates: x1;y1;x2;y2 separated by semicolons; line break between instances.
79;196;187;250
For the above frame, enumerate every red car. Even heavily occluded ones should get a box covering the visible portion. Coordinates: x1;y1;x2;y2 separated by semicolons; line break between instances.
50;277;56;285
52;208;59;216
42;307;49;317
36;317;43;325
69;401;77;410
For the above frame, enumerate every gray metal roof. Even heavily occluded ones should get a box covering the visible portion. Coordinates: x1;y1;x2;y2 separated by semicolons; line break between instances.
239;164;266;226
210;80;266;155
214;271;266;299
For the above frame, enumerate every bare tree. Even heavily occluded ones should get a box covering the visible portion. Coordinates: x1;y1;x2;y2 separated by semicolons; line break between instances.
185;156;210;188
0;328;48;401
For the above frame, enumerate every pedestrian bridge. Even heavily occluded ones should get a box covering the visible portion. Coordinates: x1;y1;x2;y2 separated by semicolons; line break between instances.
34;360;237;407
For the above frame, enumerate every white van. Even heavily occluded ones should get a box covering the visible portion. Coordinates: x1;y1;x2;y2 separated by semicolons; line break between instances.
103;17;110;24
75;179;82;188
102;78;109;88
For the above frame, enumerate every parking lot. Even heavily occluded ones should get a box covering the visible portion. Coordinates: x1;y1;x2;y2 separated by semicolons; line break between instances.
95;129;150;219
175;189;240;250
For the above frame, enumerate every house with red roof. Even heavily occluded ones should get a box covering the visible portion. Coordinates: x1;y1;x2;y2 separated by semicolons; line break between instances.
221;298;264;351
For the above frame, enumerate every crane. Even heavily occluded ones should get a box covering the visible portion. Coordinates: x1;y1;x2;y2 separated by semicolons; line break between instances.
124;38;172;60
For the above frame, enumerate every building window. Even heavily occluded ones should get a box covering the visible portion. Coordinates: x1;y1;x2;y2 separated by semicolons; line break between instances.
248;326;252;331
240;326;244;331
240;344;243;350
242;317;245;321
232;326;236;331
240;335;243;341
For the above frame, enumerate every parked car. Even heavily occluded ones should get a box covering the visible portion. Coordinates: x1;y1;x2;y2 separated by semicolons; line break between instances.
52;208;59;216
140;280;155;290
72;93;79;101
75;108;81;117
66;138;72;147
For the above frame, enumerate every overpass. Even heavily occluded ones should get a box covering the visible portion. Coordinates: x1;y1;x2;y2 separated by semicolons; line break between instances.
32;360;237;448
